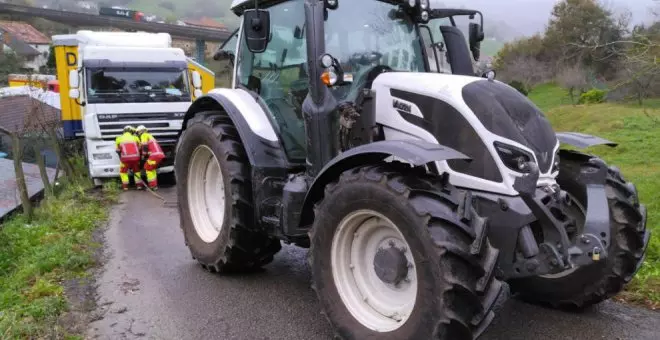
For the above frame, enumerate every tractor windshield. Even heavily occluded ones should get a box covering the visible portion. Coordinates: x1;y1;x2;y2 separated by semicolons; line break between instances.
325;1;426;102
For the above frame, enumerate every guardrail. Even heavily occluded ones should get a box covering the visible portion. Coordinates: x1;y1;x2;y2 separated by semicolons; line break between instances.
0;3;232;42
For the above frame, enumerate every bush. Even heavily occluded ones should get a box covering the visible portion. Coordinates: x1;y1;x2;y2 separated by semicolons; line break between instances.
578;89;606;104
508;80;528;96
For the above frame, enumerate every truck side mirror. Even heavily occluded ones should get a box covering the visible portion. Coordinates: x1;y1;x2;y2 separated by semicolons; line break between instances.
69;88;80;99
469;23;484;61
191;71;202;89
69;70;79;88
242;9;270;53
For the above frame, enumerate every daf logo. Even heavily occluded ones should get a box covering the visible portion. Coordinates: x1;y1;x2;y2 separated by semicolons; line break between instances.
98;114;118;120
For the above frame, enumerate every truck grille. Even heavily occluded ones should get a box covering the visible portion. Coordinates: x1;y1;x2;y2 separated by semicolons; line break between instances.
97;112;184;142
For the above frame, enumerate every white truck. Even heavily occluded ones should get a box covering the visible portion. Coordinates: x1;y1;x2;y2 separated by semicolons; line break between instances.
53;30;212;186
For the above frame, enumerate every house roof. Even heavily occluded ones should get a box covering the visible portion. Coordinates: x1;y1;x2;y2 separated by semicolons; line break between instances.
0;94;60;134
0;21;51;45
183;17;228;31
1;33;40;56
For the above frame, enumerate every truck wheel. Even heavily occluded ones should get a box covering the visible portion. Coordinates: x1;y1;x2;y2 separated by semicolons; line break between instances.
175;111;281;272
508;150;650;309
309;163;505;340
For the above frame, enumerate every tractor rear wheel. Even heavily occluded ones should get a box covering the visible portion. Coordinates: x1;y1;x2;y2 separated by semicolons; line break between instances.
508;150;650;309
175;111;281;273
309;163;505;340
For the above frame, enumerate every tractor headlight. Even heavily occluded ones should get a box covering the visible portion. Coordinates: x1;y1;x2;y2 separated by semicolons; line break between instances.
494;142;535;173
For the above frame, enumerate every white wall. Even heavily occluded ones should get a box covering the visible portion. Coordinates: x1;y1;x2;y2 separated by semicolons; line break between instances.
23;44;50;71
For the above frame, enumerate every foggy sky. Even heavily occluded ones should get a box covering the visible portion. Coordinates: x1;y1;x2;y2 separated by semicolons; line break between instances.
441;0;658;38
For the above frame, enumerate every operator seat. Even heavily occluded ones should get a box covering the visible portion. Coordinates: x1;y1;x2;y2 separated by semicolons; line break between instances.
438;26;475;76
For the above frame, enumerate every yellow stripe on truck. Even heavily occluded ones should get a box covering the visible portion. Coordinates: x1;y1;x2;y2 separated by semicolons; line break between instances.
54;44;82;138
187;58;215;100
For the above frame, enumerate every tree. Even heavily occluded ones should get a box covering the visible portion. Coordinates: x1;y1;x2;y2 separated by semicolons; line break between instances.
544;0;628;79
0;51;25;86
557;65;589;103
46;45;56;69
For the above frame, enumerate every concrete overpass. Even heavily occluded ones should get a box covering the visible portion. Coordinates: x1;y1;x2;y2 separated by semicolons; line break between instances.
0;3;234;62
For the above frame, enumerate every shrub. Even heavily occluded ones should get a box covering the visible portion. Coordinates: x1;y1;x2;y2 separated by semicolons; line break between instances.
508;80;528;96
578;89;606;104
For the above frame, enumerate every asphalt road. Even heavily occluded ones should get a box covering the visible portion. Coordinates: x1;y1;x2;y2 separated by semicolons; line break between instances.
87;186;659;340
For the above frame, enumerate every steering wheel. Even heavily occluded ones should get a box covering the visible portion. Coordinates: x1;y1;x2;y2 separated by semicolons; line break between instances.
348;51;383;67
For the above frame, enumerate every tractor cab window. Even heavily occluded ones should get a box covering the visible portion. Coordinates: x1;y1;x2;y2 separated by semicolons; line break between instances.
324;2;426;102
421;17;453;74
236;0;308;162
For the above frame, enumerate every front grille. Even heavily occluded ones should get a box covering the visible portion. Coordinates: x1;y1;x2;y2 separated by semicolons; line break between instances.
97;112;183;142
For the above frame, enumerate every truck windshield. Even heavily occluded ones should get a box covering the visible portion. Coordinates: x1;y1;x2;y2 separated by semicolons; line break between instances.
325;1;426;101
86;67;191;104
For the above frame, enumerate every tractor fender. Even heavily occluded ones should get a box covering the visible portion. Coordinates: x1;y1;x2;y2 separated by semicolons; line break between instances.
180;91;287;169
298;139;471;229
556;132;617;149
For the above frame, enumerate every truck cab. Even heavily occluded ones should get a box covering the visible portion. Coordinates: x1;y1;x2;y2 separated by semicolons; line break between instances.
53;30;212;185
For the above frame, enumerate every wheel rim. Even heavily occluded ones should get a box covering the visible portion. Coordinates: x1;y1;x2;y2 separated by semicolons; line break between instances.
331;209;417;332
187;145;226;243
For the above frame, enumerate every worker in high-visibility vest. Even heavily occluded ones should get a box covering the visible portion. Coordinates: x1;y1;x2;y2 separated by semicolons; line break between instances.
136;125;165;190
115;125;144;191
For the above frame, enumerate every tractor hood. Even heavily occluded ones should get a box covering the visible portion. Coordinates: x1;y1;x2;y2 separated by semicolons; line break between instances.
461;80;558;173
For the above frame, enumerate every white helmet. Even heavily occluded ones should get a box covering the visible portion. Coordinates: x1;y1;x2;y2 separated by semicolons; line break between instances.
136;125;147;133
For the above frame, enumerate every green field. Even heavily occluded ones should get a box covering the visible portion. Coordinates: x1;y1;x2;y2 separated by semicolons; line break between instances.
529;84;660;308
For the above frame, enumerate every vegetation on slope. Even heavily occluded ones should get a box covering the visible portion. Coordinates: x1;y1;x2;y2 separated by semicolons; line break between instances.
0;157;119;338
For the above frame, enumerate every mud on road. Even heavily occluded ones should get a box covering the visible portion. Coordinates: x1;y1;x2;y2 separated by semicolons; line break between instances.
83;186;659;340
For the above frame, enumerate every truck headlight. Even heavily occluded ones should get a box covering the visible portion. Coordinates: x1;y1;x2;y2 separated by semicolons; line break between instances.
93;152;113;161
494;142;535;173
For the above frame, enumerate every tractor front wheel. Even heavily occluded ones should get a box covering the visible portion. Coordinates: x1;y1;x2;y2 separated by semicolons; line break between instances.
508;150;650;309
309;163;505;340
175;111;281;273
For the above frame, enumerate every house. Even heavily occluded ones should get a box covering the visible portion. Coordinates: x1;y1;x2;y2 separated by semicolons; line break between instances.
0;21;51;72
0;87;61;168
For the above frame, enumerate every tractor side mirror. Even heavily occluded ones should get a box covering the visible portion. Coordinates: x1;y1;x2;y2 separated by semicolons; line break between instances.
469;23;484;61
69;69;79;88
242;9;271;53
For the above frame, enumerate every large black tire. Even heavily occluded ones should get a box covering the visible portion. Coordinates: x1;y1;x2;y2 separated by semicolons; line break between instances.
309;163;505;340
175;111;282;272
509;150;650;309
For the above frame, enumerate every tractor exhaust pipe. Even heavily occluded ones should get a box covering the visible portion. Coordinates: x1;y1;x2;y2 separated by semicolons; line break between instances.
302;0;340;178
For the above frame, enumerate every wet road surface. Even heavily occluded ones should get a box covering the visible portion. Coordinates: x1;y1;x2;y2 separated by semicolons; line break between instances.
87;186;659;340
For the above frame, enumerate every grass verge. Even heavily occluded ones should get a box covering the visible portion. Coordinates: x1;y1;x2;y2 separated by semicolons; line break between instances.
0;157;119;338
529;84;660;309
